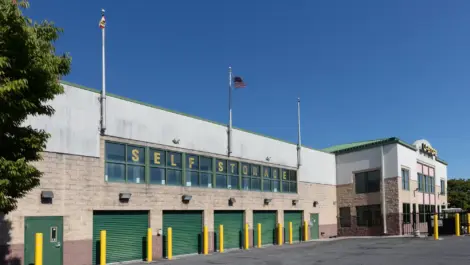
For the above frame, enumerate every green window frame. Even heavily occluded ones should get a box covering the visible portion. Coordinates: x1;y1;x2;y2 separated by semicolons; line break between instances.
401;168;410;190
402;203;411;224
215;159;239;189
355;170;380;194
105;142;146;184
356;204;381;227
262;167;280;192
184;154;213;188
440;179;446;195
281;169;297;193
149;148;183;186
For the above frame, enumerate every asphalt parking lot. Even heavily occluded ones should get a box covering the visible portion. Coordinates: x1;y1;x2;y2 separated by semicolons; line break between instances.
144;236;470;265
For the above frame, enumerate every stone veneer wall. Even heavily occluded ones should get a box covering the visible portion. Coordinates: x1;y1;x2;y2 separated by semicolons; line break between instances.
0;137;337;265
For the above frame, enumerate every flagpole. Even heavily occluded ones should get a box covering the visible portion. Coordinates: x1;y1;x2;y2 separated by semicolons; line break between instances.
297;97;302;168
100;9;107;135
228;66;233;156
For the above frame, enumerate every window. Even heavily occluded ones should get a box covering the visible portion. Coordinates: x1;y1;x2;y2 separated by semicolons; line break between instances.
355;170;380;194
215;159;238;189
105;142;146;184
440;179;446;195
185;154;213;188
418;204;432;223
356;205;381;227
148;149;184;186
418;174;424;192
401;169;410;190
403;203;411;223
339;207;351;227
282;170;297;193
241;163;261;191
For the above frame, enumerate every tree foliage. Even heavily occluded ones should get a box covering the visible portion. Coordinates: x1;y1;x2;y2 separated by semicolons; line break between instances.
447;178;470;210
0;0;71;213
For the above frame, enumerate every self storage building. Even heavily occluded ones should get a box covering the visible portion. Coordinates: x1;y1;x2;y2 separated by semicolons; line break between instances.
2;82;338;265
323;138;448;236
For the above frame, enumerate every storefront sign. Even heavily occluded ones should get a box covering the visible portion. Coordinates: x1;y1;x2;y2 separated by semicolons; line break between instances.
421;143;437;156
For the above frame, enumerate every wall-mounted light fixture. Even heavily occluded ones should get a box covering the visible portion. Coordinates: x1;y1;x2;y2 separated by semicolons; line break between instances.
182;194;192;203
264;198;272;205
172;138;180;144
229;197;236;206
266;156;271;162
157;229;163;236
292;199;299;206
413;187;419;197
40;191;54;204
119;192;132;202
313;201;319;207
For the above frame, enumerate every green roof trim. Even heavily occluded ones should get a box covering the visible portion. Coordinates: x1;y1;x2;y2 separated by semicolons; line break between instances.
322;137;448;165
60;81;331;154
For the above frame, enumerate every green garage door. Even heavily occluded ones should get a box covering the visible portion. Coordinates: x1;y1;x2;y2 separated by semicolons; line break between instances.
253;211;276;246
92;211;149;265
163;211;202;257
284;211;302;243
214;211;244;250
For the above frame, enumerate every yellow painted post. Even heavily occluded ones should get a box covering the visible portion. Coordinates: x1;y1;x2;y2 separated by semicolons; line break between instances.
168;228;173;260
455;213;460;236
467;213;470;234
100;230;106;265
147;228;153;262
35;233;43;265
303;221;308;241
277;223;283;246
433;214;438;240
219;224;224;253
257;223;262;248
289;222;293;244
244;223;249;249
203;226;208;255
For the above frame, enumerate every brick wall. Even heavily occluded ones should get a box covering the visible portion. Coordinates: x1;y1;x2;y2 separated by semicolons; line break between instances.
1;136;337;265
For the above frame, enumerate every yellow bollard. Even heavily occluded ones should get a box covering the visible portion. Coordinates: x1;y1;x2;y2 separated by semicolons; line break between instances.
257;223;262;247
35;233;43;265
455;213;460;236
147;228;153;262
304;221;308;241
100;230;106;265
168;228;173;260
289;222;293;244
203;226;208;255
277;223;283;245
244;223;249;249
433;214;438;240
219;224;224;253
467;213;470;234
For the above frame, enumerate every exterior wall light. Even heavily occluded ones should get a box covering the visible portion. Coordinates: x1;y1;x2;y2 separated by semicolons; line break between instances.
182;194;192;203
264;198;272;205
292;199;299;206
229;197;236;206
41;191;54;204
313;201;319;207
119;192;132;202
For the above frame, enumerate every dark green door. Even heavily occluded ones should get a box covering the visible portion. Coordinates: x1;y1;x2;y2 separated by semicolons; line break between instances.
253;211;276;246
92;211;149;264
214;211;244;250
24;216;63;265
163;211;202;257
310;213;319;240
284;211;302;242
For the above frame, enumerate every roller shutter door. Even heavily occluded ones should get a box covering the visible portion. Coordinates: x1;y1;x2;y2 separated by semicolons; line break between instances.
284;211;302;242
253;211;277;245
163;211;203;257
214;211;244;250
92;211;149;264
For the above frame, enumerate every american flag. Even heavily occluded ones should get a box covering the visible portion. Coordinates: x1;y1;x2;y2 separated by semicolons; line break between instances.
233;76;246;88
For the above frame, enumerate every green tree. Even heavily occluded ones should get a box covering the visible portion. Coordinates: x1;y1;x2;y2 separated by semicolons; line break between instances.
0;0;71;213
447;178;470;210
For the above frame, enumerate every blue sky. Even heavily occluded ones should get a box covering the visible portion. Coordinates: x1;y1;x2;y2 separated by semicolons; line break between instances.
26;0;470;178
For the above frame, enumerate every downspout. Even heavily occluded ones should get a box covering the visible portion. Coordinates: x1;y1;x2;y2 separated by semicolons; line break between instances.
381;145;387;234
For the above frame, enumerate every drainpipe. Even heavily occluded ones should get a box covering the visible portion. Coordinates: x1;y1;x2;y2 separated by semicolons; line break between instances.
381;145;387;234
